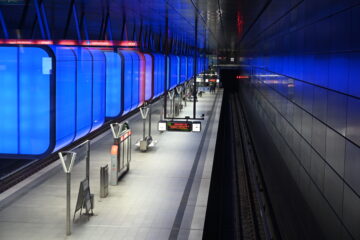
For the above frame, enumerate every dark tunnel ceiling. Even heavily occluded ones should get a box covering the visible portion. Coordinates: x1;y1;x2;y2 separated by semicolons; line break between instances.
0;0;284;53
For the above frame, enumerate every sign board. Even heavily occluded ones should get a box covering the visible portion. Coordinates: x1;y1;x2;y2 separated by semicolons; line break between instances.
158;121;202;132
192;122;201;132
167;121;193;132
73;178;92;221
158;121;167;131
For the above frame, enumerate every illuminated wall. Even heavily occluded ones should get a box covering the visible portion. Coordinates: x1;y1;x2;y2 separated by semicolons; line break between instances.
243;2;360;239
0;46;52;155
104;51;122;118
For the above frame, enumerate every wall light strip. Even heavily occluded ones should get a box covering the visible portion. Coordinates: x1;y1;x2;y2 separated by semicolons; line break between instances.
0;39;138;47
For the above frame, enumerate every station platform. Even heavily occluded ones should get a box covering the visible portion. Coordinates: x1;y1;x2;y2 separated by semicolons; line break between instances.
0;90;223;240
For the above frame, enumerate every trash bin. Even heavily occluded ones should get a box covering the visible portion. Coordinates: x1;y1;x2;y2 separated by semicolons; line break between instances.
100;165;109;198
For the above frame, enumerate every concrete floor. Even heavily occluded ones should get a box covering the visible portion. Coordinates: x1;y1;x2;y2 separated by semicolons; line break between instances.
0;90;223;240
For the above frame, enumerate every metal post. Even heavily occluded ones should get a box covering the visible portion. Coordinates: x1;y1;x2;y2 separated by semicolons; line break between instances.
172;97;175;118
86;141;90;182
193;10;198;119
66;172;71;236
59;151;76;236
143;117;146;139
148;107;152;137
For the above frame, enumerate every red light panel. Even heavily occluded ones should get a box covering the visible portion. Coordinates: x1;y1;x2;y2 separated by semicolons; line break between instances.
57;40;78;46
82;40;113;46
236;75;249;79
0;39;139;48
119;41;138;47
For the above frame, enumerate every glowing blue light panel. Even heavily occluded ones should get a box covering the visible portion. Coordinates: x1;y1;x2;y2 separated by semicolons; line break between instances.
153;54;165;97
120;50;133;114
53;47;76;151
158;54;165;96
19;47;51;154
169;55;179;90
131;51;140;110
104;51;122;117
73;48;92;140
0;47;53;155
180;56;187;83
187;57;193;79
89;49;106;131
144;53;153;101
0;47;18;154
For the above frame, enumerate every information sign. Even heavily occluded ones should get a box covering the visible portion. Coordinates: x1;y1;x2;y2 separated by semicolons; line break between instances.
166;121;193;132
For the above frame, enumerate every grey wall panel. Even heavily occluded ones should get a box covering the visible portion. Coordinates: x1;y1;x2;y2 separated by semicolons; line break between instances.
343;185;360;240
326;91;347;136
312;87;327;121
310;150;325;192
311;118;327;158
301;111;312;143
325;127;345;176
346;98;360;146
323;165;344;217
345;141;360;195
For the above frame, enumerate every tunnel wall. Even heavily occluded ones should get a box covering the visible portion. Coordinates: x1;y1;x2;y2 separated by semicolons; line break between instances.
241;1;360;240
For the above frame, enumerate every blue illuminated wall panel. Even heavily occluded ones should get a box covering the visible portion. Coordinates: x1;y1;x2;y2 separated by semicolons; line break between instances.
169;55;179;90
73;48;93;140
131;51;140;110
0;47;19;154
144;53;153;101
0;46;53;156
153;53;165;98
53;47;76;151
180;56;187;83
120;50;133;114
153;54;160;97
166;56;170;90
19;48;51;154
187;57;193;79
104;51;122;118
160;54;165;94
89;49;106;131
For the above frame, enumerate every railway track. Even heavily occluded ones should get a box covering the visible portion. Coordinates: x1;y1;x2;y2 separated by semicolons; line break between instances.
231;91;280;240
204;89;279;239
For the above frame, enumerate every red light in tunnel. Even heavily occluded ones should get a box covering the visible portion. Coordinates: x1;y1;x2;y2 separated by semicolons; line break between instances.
236;11;244;36
236;75;249;79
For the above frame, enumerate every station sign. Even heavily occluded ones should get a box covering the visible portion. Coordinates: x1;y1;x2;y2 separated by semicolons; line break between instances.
158;121;202;132
167;121;193;132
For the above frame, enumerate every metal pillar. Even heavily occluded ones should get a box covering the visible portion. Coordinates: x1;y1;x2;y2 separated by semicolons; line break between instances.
86;141;90;182
66;173;71;235
148;107;152;137
59;151;76;236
